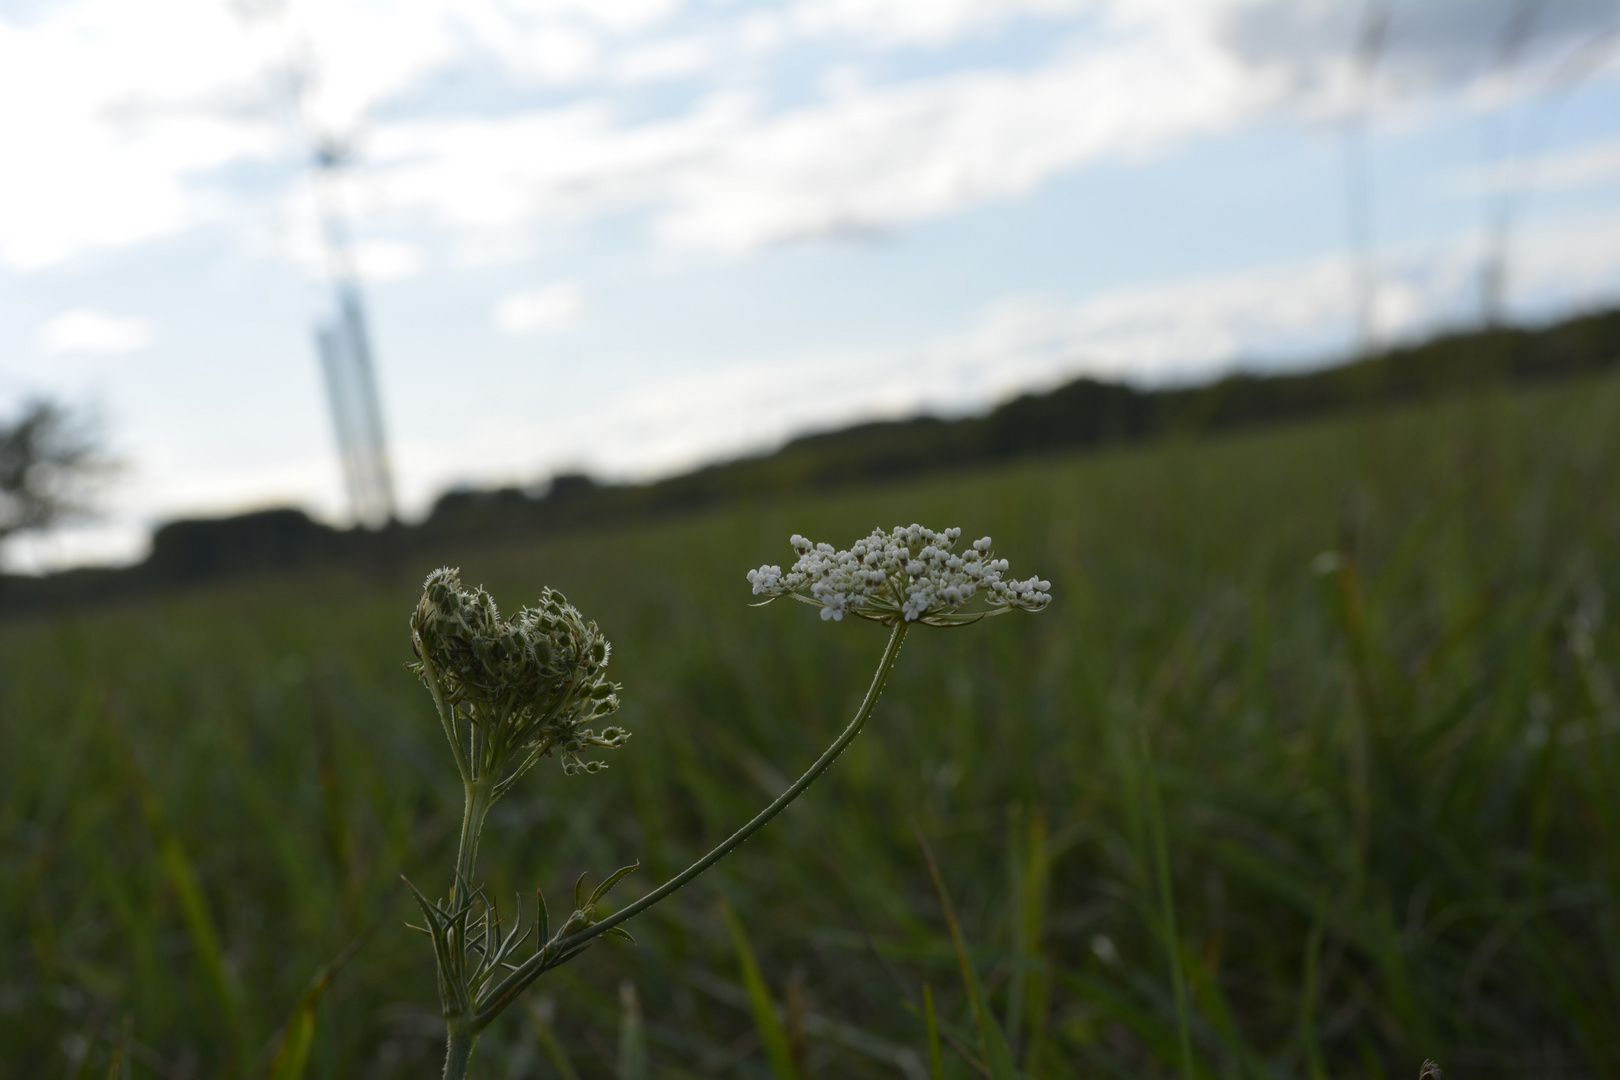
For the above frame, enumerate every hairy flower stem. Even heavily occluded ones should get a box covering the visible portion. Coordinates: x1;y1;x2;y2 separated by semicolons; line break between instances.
464;620;911;1042
443;1021;475;1080
454;778;494;904
437;779;496;1075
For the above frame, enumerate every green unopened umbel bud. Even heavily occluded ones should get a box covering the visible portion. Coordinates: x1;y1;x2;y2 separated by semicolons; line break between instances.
412;568;629;777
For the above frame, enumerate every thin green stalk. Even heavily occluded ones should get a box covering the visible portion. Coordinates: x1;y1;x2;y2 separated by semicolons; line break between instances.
416;641;470;784
473;620;910;1030
923;984;945;1080
1140;724;1195;1080
453;778;494;904
440;740;496;1079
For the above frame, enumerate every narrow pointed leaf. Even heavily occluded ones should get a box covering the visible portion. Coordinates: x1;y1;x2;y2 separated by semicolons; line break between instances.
574;871;590;912
591;861;640;905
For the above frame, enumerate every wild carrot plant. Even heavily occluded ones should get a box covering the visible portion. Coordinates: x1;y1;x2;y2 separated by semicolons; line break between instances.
407;525;1050;1078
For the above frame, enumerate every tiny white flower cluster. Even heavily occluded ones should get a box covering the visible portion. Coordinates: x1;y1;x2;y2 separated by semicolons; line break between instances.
747;524;1052;627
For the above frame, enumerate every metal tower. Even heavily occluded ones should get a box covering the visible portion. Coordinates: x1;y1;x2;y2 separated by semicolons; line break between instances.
226;2;397;529
311;144;396;529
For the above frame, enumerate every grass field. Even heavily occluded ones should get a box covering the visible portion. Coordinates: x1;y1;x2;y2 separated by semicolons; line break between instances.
5;373;1620;1079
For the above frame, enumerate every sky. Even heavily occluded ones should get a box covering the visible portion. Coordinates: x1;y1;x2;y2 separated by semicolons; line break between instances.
4;0;1620;571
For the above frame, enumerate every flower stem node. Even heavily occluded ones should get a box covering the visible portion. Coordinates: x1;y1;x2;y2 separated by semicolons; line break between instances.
747;524;1052;626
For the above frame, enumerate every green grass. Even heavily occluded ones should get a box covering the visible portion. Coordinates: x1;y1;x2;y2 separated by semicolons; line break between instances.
6;374;1620;1078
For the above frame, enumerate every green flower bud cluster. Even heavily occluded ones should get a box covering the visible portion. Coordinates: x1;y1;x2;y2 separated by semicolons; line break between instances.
412;568;628;775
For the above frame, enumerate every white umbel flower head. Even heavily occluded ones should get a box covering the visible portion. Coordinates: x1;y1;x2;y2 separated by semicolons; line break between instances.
747;525;1052;627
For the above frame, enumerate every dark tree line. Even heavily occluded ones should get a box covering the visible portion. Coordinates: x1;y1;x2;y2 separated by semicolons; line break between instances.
5;305;1620;610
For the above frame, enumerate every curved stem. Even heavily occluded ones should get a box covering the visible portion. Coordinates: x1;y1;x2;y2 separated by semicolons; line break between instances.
578;620;907;939
474;620;910;1030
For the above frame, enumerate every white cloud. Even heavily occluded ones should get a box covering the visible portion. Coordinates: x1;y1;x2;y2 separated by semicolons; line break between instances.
495;282;585;333
352;240;425;281
364;18;1264;253
503;0;680;34
510;25;602;83
1471;136;1620;196
0;0;686;270
659;28;1262;251
0;0;278;267
783;0;1097;49
612;35;712;83
37;308;153;355
3;0;1615;272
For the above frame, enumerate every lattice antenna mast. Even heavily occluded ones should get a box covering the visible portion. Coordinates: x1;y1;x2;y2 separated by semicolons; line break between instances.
1342;1;1388;359
1478;13;1619;328
311;139;396;529
229;1;397;529
1478;0;1548;327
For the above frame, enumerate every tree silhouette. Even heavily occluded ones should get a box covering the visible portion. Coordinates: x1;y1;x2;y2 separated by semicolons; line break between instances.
0;399;105;545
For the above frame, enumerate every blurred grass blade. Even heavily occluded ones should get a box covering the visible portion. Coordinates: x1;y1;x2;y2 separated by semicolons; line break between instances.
1010;807;1052;1074
264;1008;314;1080
720;896;801;1080
258;934;365;1080
924;983;945;1080
526;997;581;1080
1139;723;1196;1080
128;754;250;1071
617;980;648;1080
157;835;238;1015
1299;901;1329;1080
915;826;1021;1080
1004;806;1026;1061
105;1015;132;1080
862;922;989;1077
